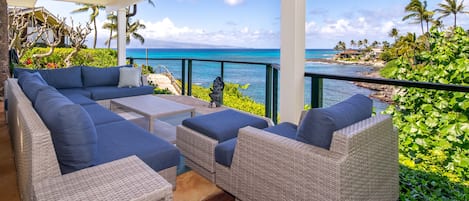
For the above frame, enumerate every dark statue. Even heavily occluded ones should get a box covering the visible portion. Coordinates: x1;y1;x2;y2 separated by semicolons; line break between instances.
209;76;224;107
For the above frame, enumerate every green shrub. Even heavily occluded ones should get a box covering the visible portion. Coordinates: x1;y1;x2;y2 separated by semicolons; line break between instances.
20;48;118;68
191;83;265;117
385;27;469;191
379;59;398;78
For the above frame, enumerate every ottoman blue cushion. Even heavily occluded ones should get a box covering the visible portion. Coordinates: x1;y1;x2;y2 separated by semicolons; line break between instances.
82;103;125;125
82;66;131;87
95;121;180;172
86;86;154;100
34;87;98;174
64;94;95;105
215;122;297;167
182;109;269;142
296;94;372;149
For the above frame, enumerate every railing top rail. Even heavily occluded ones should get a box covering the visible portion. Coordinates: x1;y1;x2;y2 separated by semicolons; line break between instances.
127;57;279;67
305;72;469;93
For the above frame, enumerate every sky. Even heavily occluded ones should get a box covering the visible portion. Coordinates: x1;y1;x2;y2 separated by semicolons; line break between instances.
33;0;469;49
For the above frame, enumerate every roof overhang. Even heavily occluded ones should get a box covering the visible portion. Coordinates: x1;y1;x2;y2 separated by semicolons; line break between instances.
7;0;37;8
7;0;143;11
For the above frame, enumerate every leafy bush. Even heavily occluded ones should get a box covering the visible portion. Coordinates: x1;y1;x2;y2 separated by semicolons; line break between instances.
191;83;265;117
379;59;398;78
20;48;118;68
385;27;469;190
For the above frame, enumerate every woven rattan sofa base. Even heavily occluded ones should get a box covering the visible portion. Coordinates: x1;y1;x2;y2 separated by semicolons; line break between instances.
176;125;218;182
35;156;173;201
215;115;399;201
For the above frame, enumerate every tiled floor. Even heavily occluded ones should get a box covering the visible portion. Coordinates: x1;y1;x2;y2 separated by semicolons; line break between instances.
0;97;234;201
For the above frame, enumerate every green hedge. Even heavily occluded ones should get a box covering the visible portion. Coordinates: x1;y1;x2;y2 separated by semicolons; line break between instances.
385;27;469;198
20;48;118;68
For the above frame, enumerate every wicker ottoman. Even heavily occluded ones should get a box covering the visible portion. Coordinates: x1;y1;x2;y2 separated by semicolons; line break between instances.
176;109;269;182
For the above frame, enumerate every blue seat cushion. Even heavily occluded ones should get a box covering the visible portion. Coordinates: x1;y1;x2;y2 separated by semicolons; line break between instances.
81;65;131;87
296;94;372;149
64;94;96;105
34;87;97;174
17;72;49;103
95;121;180;172
58;88;92;98
182;109;269;142
86;86;154;100
39;66;83;89
264;122;298;139
82;103;125;125
214;122;297;167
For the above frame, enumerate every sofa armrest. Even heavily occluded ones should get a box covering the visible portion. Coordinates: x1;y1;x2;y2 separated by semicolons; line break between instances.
34;156;172;201
230;126;344;201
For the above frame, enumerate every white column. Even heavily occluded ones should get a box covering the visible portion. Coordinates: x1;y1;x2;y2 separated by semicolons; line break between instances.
117;8;126;65
280;0;305;123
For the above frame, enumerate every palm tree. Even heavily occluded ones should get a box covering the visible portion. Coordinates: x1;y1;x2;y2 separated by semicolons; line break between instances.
435;0;468;27
334;41;346;51
72;4;105;49
389;28;399;42
422;10;434;32
363;39;368;48
402;0;428;34
350;40;356;49
357;40;363;50
126;19;146;44
102;12;117;48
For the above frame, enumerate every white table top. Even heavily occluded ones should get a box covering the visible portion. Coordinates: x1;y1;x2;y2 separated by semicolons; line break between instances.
111;95;195;118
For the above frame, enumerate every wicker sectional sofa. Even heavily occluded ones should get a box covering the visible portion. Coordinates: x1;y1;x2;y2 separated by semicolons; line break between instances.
6;66;180;201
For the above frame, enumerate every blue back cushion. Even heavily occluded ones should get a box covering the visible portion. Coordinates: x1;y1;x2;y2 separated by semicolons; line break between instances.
82;65;131;87
296;94;372;149
14;67;83;89
39;66;83;89
34;87;98;174
17;72;49;103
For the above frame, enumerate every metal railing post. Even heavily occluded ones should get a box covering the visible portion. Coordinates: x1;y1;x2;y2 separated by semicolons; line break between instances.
129;57;134;65
311;77;323;108
220;61;225;104
188;59;193;96
272;67;279;124
181;59;186;95
265;64;273;119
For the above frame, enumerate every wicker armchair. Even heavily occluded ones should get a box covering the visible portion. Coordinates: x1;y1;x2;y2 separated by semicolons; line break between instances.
215;114;399;201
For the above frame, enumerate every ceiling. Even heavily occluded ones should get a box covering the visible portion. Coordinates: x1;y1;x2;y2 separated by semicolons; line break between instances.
7;0;142;11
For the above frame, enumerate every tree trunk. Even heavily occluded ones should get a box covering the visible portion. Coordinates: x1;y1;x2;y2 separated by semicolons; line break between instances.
93;19;97;48
453;14;457;27
0;0;10;98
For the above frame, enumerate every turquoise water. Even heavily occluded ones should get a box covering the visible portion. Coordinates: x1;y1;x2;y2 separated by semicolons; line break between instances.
127;48;388;111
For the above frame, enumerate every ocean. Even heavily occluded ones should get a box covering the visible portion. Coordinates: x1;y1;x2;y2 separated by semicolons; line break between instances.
126;48;388;111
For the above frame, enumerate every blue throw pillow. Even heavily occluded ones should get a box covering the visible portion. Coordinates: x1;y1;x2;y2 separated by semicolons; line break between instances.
13;67;36;78
296;94;372;149
35;87;98;174
17;72;49;103
82;65;131;87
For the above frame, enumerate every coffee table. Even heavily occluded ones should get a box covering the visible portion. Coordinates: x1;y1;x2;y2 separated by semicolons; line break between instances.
110;95;196;132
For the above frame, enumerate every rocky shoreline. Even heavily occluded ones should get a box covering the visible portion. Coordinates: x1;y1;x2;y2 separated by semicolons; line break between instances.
305;58;385;68
305;58;395;104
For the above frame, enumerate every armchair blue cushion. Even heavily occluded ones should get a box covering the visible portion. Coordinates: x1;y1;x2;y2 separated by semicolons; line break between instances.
296;94;372;149
81;66;131;87
34;87;98;174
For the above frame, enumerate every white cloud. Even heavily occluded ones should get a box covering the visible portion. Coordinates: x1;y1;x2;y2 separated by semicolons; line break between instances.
381;21;395;34
224;0;244;6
